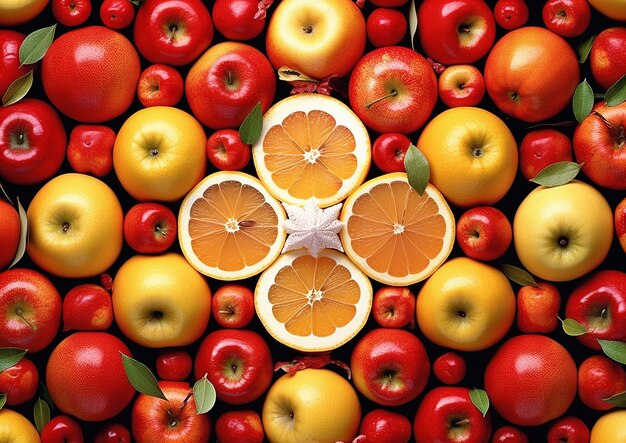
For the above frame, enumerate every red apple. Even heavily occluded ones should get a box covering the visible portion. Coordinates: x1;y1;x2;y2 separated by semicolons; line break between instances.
413;386;492;443
518;129;574;181
66;124;116;177
370;0;408;5
371;133;412;173
211;283;255;329
94;423;132;443
0;198;20;270
366;8;407;48
351;328;430;406
438;64;486;108
546;416;591;443
565;269;626;350
348;45;438;134
0;268;62;353
616;197;626;253
542;0;591;38
433;351;467;385
62;283;113;331
490;425;529;443
0;357;38;406
578;355;626;411
590;27;626;91
0;30;30;98
51;0;91;26
131;381;211;442
359;408;412;443
456;206;512;261
573;100;626;190
212;0;266;41
215;409;264;443
418;0;496;64
0;98;67;186
156;349;193;381
371;285;416;329
137;64;184;108
516;281;561;333
41;415;84;443
206;129;251;171
194;329;273;405
493;0;529;30
133;0;214;66
123;202;178;254
100;0;135;30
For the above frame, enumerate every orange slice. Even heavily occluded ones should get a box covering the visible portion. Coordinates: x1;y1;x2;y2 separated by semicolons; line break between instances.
252;93;371;208
255;249;372;352
178;171;286;280
339;172;455;286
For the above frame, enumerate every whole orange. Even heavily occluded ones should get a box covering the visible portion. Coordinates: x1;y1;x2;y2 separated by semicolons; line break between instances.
484;26;579;122
0;199;20;269
46;331;135;422
41;26;140;123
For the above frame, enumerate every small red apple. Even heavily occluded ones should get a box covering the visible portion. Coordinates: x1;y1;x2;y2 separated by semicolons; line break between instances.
615;197;626;254
359;408;412;443
546;416;591;443
0;199;20;270
456;206;512;261
490;425;529;443
366;8;407;48
371;285;416;329
542;0;591;38
100;0;135;30
137;64;184;108
41;415;84;443
518;129;574;181
438;64;486;108
516;281;561;334
156;349;193;382
433;351;467;385
51;0;92;27
123;202;178;254
62;283;113;332
590;27;626;91
578;355;626;411
206;129;251;171
0;30;30;98
211;283;255;329
371;133;412;173
215;409;264;443
212;0;266;41
94;423;132;443
493;0;529;30
0;356;39;406
66;124;116;177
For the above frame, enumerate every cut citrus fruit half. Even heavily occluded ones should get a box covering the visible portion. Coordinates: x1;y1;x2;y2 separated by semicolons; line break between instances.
339;172;455;286
255;249;372;352
178;171;286;280
252;93;371;208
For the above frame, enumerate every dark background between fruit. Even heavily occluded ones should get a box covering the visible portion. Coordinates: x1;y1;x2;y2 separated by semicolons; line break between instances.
2;0;625;441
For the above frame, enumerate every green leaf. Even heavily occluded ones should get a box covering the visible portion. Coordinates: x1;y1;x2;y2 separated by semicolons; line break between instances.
38;382;54;412
577;35;595;64
239;102;263;145
404;144;429;196
193;374;216;414
603;390;626;408
0;182;13;205
121;353;167;400
598;339;626;365
0;348;27;372
560;317;588;336
33;397;50;434
529;161;582;187
2;70;33;106
0;393;6;411
19;24;56;66
605;74;626;106
572;79;594;123
409;0;418;51
8;198;28;269
469;388;489;417
500;264;538;287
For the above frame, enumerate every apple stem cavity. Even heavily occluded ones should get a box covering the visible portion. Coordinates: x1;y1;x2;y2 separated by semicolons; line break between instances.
365;90;398;109
15;308;37;331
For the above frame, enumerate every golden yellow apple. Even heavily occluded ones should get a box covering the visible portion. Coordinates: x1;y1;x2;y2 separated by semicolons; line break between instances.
590;409;626;442
0;0;48;26
0;408;40;442
588;0;626;21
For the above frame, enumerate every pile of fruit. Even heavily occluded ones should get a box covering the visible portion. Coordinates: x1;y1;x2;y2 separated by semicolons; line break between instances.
1;0;625;441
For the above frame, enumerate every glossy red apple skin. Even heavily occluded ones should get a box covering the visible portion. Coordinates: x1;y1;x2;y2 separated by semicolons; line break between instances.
133;0;214;66
0;357;39;405
132;381;211;443
366;8;407;48
616;197;626;253
0;30;30;98
66;124;116;177
62;283;113;332
123;202;178;254
351;328;430;406
438;64;486;108
456;206;512;261
493;0;529;30
0;98;67;186
516;281;561;334
565;269;626;350
490;425;529;443
518;129;574;181
546;416;591;443
211;283;255;329
590;27;626;91
433;351;467;385
93;423;132;443
41;415;84;443
212;0;265;41
51;0;92;27
0;268;62;353
418;0;496;64
578;355;626;411
371;133;412;173
194;329;273;405
156;349;193;381
542;0;591;38
413;386;492;443
359;408;412;443
215;409;264;443
100;0;135;30
371;286;416;329
206;129;251;171
0;199;20;270
137;64;184;108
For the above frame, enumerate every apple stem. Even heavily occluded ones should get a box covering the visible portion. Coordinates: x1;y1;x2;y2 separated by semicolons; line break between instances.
453;418;470;427
364;90;398;109
218;306;235;316
592;111;613;129
168;25;177;41
17;132;24;145
166;409;178;428
15;308;37;332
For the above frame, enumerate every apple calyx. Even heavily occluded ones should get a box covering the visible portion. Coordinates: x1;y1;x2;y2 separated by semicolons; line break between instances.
427;57;446;74
274;353;351;379
100;273;113;291
277;67;345;96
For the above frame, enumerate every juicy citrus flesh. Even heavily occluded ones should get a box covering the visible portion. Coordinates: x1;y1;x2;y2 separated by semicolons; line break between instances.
253;93;370;208
340;172;455;286
255;249;372;352
179;171;286;280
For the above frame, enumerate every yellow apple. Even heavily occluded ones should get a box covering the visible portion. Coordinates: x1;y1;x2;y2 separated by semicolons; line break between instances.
113;106;207;202
0;408;40;442
262;368;361;443
590;409;626;442
416;106;518;208
112;253;212;348
0;0;48;26
513;181;613;282
588;0;626;21
416;257;516;351
27;173;123;278
265;0;366;79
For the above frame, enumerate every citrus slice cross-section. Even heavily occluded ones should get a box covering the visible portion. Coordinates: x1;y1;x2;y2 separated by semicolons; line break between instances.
252;93;371;208
339;172;455;286
178;171;287;281
255;249;373;352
